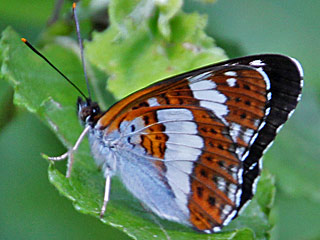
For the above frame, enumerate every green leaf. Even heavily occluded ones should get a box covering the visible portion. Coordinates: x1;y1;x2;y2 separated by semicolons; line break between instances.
86;3;226;100
109;0;182;39
255;170;275;216
156;0;183;39
0;79;13;129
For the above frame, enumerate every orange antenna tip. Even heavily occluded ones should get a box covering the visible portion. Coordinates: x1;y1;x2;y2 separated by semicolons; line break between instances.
21;38;27;43
73;2;76;9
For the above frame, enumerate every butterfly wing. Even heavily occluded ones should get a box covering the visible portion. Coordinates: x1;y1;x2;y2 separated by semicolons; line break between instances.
94;54;303;232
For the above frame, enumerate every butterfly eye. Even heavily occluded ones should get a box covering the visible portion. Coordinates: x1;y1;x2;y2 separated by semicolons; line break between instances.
92;104;100;115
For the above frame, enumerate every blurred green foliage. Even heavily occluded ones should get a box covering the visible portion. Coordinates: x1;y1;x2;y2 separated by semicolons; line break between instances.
0;0;319;239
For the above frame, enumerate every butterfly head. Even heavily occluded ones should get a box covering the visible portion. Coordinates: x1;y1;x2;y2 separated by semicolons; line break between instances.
77;97;102;126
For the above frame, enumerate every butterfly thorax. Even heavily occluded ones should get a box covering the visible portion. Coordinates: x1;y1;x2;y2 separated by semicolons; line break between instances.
77;97;118;175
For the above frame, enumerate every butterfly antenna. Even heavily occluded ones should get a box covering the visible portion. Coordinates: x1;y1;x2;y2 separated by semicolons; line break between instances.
72;2;91;100
21;38;88;100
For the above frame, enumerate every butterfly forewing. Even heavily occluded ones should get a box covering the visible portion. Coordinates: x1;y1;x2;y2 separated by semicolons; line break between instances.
93;54;303;232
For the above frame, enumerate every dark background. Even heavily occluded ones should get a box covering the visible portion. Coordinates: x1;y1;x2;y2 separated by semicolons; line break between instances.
1;0;319;239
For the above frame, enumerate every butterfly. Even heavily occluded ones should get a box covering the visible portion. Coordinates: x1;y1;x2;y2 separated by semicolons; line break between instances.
22;38;303;233
62;54;302;233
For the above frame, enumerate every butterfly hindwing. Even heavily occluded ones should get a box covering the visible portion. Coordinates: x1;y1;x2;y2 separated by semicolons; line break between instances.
94;54;303;232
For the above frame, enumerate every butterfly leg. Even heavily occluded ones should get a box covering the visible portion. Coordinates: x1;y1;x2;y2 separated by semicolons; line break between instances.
47;125;90;178
100;174;111;218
